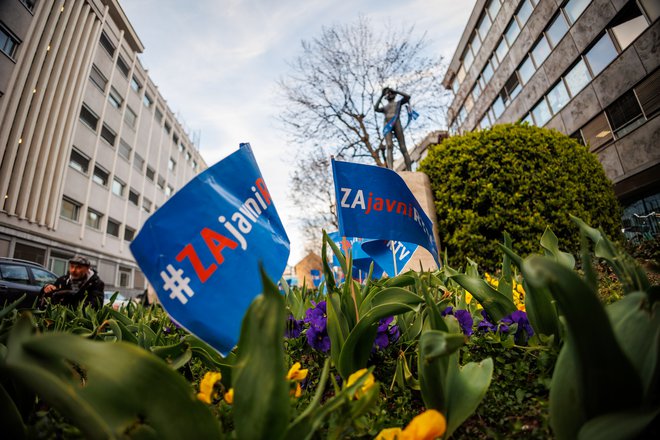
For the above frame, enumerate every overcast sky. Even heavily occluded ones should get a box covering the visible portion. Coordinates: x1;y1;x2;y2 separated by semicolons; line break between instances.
119;0;476;265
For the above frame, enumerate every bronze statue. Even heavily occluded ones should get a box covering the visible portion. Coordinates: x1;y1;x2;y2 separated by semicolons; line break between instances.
374;87;413;171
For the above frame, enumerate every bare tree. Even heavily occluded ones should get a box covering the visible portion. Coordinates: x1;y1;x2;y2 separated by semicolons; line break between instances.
279;16;450;249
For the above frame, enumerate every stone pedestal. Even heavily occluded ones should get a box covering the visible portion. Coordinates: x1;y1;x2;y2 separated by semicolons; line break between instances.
397;171;441;272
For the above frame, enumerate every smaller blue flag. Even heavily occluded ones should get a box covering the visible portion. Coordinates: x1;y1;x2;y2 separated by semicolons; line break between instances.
361;240;418;276
332;160;439;265
327;232;385;279
130;143;290;355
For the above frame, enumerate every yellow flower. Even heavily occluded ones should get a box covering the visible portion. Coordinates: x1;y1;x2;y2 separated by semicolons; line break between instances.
346;368;375;399
375;409;446;440
465;291;473;304
375;427;404;440
286;362;308;382
197;371;222;404
224;388;234;404
290;382;302;398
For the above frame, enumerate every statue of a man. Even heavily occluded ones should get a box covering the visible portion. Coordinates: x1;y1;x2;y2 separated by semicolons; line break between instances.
374;87;413;171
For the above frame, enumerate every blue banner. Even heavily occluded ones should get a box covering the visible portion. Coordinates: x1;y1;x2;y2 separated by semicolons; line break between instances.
332;159;439;265
361;240;418;276
327;232;385;279
130;143;290;355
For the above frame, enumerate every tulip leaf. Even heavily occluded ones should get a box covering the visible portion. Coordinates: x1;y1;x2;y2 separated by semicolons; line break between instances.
449;274;516;322
445;358;494;438
418;330;465;412
549;339;586;440
540;227;575;269
577;406;660;440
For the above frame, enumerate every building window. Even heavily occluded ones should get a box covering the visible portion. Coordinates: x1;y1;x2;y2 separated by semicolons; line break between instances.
580;112;613;151
79;105;99;131
531;35;551;67
564;59;591;96
129;189;140;206
168;158;176;172
100;124;116;146
99;32;115;58
585;33;618;77
124;106;137;129
107;218;120;237
108;87;123;109
92;166;109;187
640;0;660;21
124;226;135;241
606;90;645;138
165;185;173;197
118;267;132;288
157;175;166;191
531;99;552;126
547;80;570;114
133;153;145;172
112;178;125;197
185;151;191;162
178;142;185;153
143;93;153;108
119;139;132;161
130;76;141;92
86;209;103;230
635;68;660;118
192;160;198;172
477;13;491;42
155;108;163;122
482;60;494;83
89;65;107;92
69;148;89;174
504;19;521;46
19;0;37;12
142;198;152;213
516;0;534;27
518;56;535;85
146;167;155;181
116;55;130;78
564;0;591;24
463;45;474;69
610;2;649;50
492;96;505;119
546;12;569;47
164;121;172;134
486;0;501;20
60;197;80;222
495;38;508;64
502;73;521;104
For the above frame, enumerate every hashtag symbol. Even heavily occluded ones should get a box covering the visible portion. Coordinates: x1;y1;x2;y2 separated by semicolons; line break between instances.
161;264;195;304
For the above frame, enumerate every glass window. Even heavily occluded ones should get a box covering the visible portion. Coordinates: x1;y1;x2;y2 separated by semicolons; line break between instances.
112;178;125;197
129;189;140;206
155;108;163;122
531;35;551;67
518;56;535;85
192;160;198;172
585;33;618;77
495;38;509;64
504;19;521;46
480;113;491;129
185;151;191;162
86;209;102;230
79;105;99;131
100;124;116;146
143;93;153;108
522;113;534;125
157;175;165;190
564;0;590;24
31;267;57;287
581;112;613;150
142;198;152;213
108;87;123;109
457;64;466;83
166;185;174;197
164;122;172;134
452;77;460;94
124;106;137;129
463;46;474;69
130;76;141;92
119;139;131;160
640;0;660;21
0;264;30;285
492;95;505;119
69;148;89;174
503;73;522;103
89;65;107;92
547;80;570;113
610;3;648;50
168;158;176;172
471;33;481;55
477;13;491;41
118;267;132;288
133;153;145;172
606;90;645;137
471;83;481;101
107;219;120;237
465;94;474;112
487;0;501;20
564;59;591;96
546;13;569;47
0;25;19;58
146;167;155;181
93;166;108;186
124;227;135;241
482;61;494;82
532;99;552;126
635;68;660;118
99;32;115;57
116;55;130;78
516;0;534;27
60;197;80;221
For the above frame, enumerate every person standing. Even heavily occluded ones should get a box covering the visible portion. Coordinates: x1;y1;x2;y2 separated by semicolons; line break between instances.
41;255;104;309
374;87;413;170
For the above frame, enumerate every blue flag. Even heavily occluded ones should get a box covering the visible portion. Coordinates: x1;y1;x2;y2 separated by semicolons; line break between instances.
361;240;418;276
130;143;290;355
327;232;385;279
332;159;439;265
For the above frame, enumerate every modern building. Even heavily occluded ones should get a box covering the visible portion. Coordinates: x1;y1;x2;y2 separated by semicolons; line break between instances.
442;0;659;238
0;0;207;295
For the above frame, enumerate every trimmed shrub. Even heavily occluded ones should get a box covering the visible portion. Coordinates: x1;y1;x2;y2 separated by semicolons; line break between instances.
418;123;621;270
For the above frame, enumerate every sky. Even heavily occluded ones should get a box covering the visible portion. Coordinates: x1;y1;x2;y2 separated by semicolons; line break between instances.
119;0;476;265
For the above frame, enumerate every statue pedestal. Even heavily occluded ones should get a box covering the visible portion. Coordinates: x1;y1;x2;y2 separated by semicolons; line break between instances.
397;171;441;272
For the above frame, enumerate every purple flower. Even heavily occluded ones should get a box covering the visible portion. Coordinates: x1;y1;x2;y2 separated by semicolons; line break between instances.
477;310;497;333
306;326;331;352
373;316;400;350
501;310;534;344
285;315;304;339
441;306;453;317
304;301;327;332
441;307;474;336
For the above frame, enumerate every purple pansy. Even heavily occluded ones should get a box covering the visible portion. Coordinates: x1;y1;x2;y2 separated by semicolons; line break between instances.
441;306;474;336
285;314;304;339
306;326;331;352
303;301;330;352
374;316;400;350
500;310;534;344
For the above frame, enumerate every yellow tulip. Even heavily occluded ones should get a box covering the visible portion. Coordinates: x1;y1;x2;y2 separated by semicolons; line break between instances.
286;362;308;382
197;371;222;404
224;388;234;404
374;409;446;440
346;368;375;399
375;427;404;440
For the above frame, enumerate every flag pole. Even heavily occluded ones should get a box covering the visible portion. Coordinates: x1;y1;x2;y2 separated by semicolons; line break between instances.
390;241;398;276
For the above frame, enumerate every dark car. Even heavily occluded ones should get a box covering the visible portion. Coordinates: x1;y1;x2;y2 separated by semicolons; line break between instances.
0;258;58;308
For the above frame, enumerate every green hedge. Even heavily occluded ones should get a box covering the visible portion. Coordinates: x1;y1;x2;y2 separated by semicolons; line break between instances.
419;123;621;270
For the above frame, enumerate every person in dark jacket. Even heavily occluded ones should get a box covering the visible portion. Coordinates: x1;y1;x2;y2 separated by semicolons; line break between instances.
41;255;104;309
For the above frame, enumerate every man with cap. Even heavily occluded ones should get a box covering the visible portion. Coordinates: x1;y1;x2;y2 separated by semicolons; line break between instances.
40;255;105;309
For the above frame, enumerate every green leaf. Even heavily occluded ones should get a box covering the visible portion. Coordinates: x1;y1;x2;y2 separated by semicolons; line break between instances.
0;382;26;439
578;406;660;440
450;274;516;322
549;341;586;440
5;316;222;439
445;358;494;438
326;293;348;367
233;267;289;440
540;227;575;269
418;330;465;412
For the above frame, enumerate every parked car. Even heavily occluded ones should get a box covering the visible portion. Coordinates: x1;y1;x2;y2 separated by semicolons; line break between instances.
103;291;130;310
0;258;58;308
